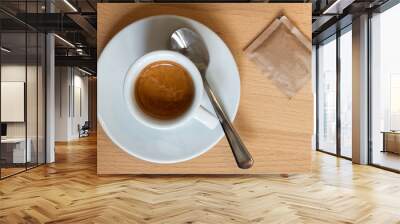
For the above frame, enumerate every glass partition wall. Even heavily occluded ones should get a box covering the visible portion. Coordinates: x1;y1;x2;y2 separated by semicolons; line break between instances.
0;31;27;177
339;27;352;159
370;3;400;171
0;3;46;179
317;35;337;155
315;26;352;159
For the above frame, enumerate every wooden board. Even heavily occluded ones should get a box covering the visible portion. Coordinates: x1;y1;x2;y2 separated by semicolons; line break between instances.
97;3;313;174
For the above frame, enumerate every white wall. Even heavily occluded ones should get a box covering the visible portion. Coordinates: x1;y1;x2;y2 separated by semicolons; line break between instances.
73;73;89;137
1;65;39;137
1;82;25;122
1;66;26;139
373;5;400;131
55;67;70;141
54;67;89;141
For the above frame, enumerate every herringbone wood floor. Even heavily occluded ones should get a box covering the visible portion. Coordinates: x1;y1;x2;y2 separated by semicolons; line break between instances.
1;135;400;224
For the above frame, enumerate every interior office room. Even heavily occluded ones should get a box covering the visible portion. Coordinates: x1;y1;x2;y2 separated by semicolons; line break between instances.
0;0;96;179
0;0;400;223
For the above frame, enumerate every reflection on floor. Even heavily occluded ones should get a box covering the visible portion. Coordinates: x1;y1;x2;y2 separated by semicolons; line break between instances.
341;147;352;158
0;167;25;178
373;150;400;170
0;162;41;178
0;135;400;223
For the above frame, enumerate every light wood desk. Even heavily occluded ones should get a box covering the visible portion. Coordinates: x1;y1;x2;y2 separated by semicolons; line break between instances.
382;131;400;154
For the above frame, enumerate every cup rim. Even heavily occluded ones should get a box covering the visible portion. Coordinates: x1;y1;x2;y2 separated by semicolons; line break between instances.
123;50;203;130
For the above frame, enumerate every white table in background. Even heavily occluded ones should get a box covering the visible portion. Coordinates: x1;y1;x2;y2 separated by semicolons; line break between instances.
1;138;31;163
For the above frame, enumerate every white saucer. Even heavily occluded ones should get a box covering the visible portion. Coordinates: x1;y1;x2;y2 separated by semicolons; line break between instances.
98;15;240;164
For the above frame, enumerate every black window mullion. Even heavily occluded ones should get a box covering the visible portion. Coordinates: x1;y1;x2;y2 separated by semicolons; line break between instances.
316;44;320;151
367;11;373;165
72;68;75;118
0;25;2;179
44;32;47;164
36;0;39;167
336;28;341;157
24;0;28;171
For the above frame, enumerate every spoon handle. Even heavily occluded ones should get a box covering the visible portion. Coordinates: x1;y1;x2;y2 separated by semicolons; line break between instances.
202;79;254;169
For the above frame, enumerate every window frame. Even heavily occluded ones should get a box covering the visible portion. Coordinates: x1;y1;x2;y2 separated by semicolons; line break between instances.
315;24;353;160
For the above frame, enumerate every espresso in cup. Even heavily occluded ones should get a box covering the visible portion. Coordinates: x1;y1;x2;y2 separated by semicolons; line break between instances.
134;60;195;120
125;50;217;129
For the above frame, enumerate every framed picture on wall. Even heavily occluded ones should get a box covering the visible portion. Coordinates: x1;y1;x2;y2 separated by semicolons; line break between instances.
1;81;25;122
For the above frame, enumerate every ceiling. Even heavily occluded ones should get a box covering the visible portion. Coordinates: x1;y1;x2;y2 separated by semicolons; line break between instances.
1;0;97;73
312;0;392;43
1;32;45;64
0;0;396;73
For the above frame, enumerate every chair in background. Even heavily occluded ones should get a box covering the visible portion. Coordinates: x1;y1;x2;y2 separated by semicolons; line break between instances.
78;121;90;138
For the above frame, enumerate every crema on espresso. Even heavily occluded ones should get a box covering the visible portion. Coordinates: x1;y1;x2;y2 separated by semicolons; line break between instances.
134;60;195;120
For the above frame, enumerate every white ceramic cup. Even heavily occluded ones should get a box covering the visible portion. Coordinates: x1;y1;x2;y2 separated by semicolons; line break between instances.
123;50;218;130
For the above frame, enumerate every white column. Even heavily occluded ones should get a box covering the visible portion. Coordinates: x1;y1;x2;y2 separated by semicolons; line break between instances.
312;45;317;151
352;14;369;164
46;32;55;163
